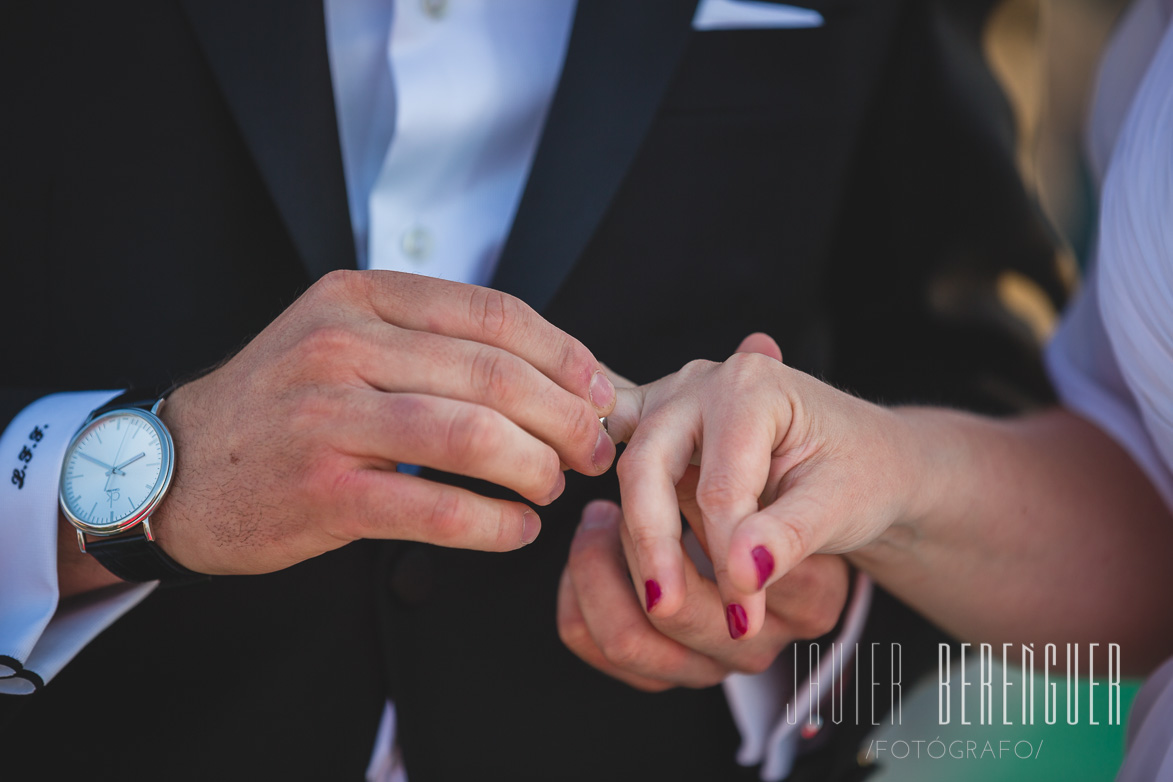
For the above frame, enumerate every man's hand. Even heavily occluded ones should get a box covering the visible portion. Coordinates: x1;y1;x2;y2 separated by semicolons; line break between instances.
558;499;849;691
126;270;615;576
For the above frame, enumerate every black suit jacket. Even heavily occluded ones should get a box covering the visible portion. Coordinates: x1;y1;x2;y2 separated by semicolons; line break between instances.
0;1;1064;780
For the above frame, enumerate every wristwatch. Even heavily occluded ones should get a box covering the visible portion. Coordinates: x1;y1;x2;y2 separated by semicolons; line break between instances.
58;389;202;582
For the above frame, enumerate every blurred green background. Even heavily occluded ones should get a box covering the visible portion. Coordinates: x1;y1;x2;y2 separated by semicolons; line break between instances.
870;665;1138;781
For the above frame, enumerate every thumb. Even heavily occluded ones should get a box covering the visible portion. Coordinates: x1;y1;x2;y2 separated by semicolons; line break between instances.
734;332;783;362
597;360;641;445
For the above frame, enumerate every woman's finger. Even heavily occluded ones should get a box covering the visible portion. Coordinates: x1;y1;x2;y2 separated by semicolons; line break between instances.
615;400;701;618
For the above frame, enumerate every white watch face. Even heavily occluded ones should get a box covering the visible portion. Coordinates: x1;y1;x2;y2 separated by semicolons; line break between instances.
60;409;173;535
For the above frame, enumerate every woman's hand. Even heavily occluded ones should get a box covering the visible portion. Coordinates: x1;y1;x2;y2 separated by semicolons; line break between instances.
605;334;919;640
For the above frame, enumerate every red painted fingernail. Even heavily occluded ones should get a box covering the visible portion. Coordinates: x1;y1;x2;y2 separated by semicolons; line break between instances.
645;580;662;612
726;603;748;639
752;545;775;589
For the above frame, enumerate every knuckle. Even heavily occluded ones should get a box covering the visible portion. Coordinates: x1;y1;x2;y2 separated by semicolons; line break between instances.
653;645;694;680
490;505;521;552
720;351;774;393
385;393;430;428
427;491;471;544
625;521;664;556
314;464;368;537
733;650;779;676
286;387;335;430
805;609;840;639
694;473;748;516
470;287;527;342
561;403;600;457
679;358;718;380
615;446;658;487
298;324;359;370
442;405;497;471
780;559;819;592
600;633;647;671
792;595;841;638
556;336;596;388
777;520;813;561
313;269;363;302
722;349;769;375
534;450;563;496
469;347;519;406
557;611;591;651
304;452;346;499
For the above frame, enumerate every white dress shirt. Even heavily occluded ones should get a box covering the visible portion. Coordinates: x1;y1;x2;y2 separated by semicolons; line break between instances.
0;2;865;780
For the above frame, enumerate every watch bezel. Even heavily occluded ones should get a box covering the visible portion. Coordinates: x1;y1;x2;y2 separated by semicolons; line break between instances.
59;407;175;538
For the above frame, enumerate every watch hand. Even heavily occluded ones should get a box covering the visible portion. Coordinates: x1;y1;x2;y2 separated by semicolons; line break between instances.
112;452;145;473
78;452;116;472
104;425;132;486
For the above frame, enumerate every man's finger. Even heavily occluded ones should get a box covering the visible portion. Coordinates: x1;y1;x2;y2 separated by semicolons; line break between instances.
557;547;675;693
338;390;566;505
351;325;612;476
342;469;541;552
763;555;850;640
355;272;617;416
566;501;727;687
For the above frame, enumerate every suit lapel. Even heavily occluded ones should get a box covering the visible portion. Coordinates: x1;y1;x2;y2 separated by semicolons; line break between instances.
492;0;700;312
179;0;356;280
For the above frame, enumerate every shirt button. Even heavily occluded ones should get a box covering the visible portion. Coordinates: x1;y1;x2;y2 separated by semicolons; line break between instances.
421;0;448;19
400;225;433;262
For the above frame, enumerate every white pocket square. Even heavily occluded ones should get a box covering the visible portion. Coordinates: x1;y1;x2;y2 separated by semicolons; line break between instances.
692;0;824;31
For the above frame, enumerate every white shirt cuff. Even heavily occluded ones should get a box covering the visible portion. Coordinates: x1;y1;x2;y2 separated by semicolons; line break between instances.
0;390;157;694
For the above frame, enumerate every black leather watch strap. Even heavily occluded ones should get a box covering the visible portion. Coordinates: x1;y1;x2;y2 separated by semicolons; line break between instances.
77;383;207;585
85;532;206;584
90;385;170;418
